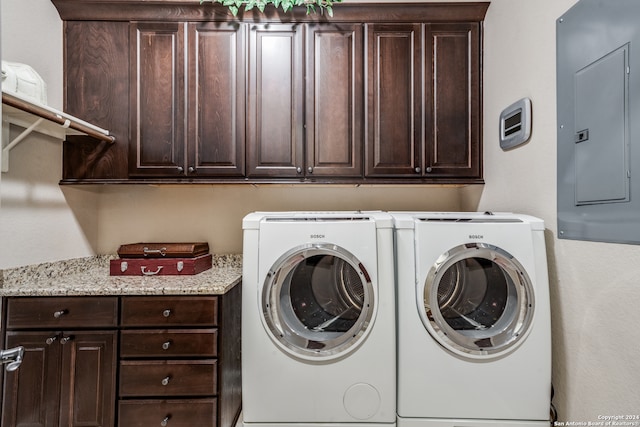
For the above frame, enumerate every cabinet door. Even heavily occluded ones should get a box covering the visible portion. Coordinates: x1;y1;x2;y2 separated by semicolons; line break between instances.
188;22;246;177
247;24;304;178
129;22;186;177
424;23;482;179
63;21;130;181
305;23;364;178
1;332;62;427
58;331;117;427
365;24;422;177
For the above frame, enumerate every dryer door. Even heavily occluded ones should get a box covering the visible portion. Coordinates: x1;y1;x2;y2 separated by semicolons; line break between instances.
420;243;534;359
262;243;375;361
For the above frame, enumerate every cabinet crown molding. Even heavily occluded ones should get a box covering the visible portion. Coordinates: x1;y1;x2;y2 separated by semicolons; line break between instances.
51;1;489;23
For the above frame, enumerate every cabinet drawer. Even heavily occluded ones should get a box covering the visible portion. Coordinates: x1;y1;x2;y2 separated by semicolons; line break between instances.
119;360;217;397
121;296;218;327
120;329;218;358
5;297;118;329
118;399;217;427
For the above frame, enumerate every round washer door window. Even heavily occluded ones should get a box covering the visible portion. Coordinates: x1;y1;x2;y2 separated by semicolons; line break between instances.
419;243;535;359
262;244;375;361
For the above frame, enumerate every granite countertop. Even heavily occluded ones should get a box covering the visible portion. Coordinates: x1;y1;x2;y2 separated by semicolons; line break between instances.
0;254;242;296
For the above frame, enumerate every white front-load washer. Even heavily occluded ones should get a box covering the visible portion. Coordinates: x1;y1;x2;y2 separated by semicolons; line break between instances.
392;212;551;427
242;212;396;427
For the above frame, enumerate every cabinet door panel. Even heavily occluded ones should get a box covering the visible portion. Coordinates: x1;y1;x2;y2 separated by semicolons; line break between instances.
189;22;246;177
365;24;422;177
306;24;364;177
59;331;117;427
63;21;130;180
247;24;304;177
425;23;481;179
130;22;186;177
1;332;62;427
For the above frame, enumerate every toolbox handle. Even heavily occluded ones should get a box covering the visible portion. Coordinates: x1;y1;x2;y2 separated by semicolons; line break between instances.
141;266;163;276
143;247;167;257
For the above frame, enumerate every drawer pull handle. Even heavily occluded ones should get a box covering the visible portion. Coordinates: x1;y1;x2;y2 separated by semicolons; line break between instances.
162;309;171;318
162;341;171;350
141;266;163;276
161;415;171;426
61;335;73;345
45;336;58;345
53;310;67;318
161;376;171;386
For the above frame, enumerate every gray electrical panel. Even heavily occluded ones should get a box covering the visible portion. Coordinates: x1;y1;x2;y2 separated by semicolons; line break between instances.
557;0;640;244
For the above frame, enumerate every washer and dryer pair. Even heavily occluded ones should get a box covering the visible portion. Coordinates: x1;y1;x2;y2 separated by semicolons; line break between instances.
242;211;551;427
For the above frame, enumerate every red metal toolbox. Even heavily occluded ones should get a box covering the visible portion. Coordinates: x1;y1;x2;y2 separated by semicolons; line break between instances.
116;242;209;259
110;254;212;276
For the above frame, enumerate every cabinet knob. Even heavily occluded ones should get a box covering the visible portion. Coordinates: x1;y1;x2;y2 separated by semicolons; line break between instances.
425;167;433;173
53;309;67;318
161;416;171;427
177;167;184;173
60;335;74;345
161;376;171;386
414;167;421;174
162;309;171;318
296;167;302;174
162;341;172;350
307;167;313;174
45;336;58;345
188;166;195;173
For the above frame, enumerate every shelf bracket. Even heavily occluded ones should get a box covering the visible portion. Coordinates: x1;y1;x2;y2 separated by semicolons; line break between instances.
2;117;45;172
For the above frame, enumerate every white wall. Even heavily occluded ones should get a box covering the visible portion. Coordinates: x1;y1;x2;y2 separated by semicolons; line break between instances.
3;0;640;423
1;0;99;267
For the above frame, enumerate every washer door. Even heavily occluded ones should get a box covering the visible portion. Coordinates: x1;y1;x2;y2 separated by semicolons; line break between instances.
419;243;535;359
262;243;375;361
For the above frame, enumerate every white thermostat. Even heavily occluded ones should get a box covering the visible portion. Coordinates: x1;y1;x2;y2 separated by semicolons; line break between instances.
499;97;532;150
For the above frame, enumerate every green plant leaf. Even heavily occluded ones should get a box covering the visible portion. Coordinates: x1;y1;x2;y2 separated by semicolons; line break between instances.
202;0;340;15
282;0;293;12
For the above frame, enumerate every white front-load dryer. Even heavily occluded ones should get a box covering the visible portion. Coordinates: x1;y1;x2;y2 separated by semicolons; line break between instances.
392;212;551;427
242;212;396;427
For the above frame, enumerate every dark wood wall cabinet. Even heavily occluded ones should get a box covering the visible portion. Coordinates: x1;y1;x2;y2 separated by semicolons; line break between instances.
1;289;241;427
52;1;489;185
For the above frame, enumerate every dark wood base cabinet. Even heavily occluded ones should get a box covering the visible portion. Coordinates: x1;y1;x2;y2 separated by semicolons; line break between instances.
1;297;118;427
52;1;488;185
1;287;241;427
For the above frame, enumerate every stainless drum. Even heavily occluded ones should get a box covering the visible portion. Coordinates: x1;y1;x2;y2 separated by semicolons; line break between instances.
262;243;374;359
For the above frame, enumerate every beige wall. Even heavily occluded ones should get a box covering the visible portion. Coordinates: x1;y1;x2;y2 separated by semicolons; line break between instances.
3;0;640;423
95;184;463;255
1;0;98;265
479;0;640;422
